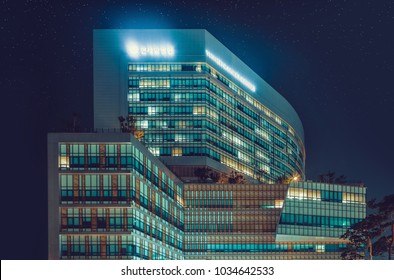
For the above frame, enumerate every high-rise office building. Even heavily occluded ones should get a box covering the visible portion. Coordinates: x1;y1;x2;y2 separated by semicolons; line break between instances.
94;29;305;182
48;29;366;259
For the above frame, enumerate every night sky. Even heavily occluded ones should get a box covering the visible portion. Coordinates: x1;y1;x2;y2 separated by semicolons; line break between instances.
2;0;394;259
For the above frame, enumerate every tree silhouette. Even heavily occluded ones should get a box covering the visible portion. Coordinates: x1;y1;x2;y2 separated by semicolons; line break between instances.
275;174;290;184
369;194;394;259
256;169;268;182
317;171;347;184
118;115;144;140
341;214;385;260
341;194;394;260
194;167;211;182
373;236;393;259
209;171;228;183
228;171;245;184
275;173;300;184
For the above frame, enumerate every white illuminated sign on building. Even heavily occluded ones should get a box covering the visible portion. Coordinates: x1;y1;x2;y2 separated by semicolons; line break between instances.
206;50;256;92
126;42;175;58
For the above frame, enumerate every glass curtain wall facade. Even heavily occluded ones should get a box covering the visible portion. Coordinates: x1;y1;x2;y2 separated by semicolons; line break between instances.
48;133;184;260
277;181;366;239
93;29;306;183
128;63;304;182
48;134;366;260
47;29;367;260
184;182;366;260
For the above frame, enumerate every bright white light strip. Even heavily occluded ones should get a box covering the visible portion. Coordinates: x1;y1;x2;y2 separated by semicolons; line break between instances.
126;42;175;58
206;50;256;92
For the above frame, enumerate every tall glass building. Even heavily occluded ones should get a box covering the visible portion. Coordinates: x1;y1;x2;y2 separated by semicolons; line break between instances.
48;29;366;259
94;29;305;182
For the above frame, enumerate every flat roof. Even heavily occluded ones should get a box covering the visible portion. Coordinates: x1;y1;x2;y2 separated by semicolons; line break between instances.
94;29;304;141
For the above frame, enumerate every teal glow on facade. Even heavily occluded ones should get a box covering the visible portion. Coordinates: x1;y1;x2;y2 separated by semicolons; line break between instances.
127;61;304;182
47;29;366;260
49;133;184;260
94;29;305;183
277;181;366;240
48;133;366;259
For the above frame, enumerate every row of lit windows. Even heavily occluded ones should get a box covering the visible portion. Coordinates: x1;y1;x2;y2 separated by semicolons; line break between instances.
143;133;247;156
58;157;177;198
128;75;303;156
282;202;365;218
58;143;181;203
144;133;203;142
128;102;303;175
128;105;303;176
128;63;304;156
60;235;183;260
59;174;184;230
128;90;298;156
287;188;365;204
185;184;288;194
187;211;279;222
142;128;253;155
128;63;206;72
184;223;277;233
280;213;362;228
129;77;205;89
184;243;346;253
62;207;183;243
291;182;366;194
129;105;217;116
141;128;300;177
185;223;233;232
277;224;357;239
184;199;284;210
185;198;282;233
149;145;221;161
60;144;132;156
128;91;217;104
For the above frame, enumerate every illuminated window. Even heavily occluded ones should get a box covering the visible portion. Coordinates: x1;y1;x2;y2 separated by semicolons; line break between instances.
140;79;170;88
175;134;186;142
275;200;284;208
237;151;250;163
128;93;140;102
148;107;156;115
259;164;270;174
177;121;186;128
256;151;270;162
174;94;183;102
206;109;218;120
141;120;148;129
59;156;70;168
255;128;270;141
343;192;365;204
316;245;325;252
172;147;182;157
288;188;321;201
193;106;205;115
233;136;242;146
